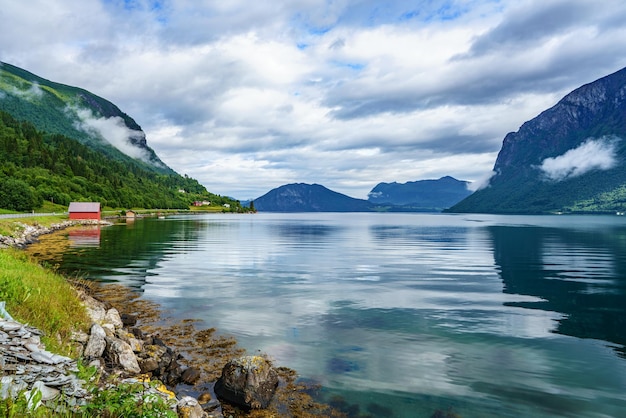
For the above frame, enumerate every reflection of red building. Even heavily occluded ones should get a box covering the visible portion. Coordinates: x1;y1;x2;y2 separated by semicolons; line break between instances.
68;227;101;248
68;202;101;220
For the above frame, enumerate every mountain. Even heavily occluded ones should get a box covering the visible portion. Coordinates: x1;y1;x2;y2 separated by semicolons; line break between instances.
449;66;626;214
0;62;243;211
368;176;472;210
0;61;169;173
254;183;374;212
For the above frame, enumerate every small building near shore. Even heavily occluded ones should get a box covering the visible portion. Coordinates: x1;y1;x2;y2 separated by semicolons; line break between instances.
68;202;101;220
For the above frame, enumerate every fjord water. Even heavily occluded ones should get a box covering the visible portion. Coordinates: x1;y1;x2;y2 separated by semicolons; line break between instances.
30;213;626;417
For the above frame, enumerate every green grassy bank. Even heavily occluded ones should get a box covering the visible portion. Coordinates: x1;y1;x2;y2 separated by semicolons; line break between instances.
0;217;179;417
0;215;90;355
0;247;90;356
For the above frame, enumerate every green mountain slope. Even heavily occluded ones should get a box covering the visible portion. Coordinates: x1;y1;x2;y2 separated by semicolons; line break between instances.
449;66;626;214
0;62;242;212
0;61;169;173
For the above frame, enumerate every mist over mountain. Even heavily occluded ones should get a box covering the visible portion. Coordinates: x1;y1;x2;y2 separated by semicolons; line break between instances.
0;62;242;211
368;176;471;210
449;66;626;214
0;61;171;173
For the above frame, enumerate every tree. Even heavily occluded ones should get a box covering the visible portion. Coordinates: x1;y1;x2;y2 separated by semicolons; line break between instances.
0;178;38;211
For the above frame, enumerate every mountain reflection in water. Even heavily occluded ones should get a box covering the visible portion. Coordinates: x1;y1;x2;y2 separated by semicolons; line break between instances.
27;213;626;417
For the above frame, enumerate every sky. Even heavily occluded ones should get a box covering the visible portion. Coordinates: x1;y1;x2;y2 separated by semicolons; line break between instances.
1;0;626;200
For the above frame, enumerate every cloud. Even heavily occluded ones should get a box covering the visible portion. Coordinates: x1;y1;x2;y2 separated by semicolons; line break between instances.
539;136;621;182
8;81;44;100
71;107;154;163
467;170;496;191
463;0;596;57
2;1;626;199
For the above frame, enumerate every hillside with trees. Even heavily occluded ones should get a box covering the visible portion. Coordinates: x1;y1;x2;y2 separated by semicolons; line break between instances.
0;110;241;211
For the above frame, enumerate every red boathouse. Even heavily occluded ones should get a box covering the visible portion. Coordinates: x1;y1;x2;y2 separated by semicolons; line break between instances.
68;202;101;220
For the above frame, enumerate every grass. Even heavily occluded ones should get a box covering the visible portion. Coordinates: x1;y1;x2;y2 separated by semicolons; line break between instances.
0;248;90;355
0;360;178;417
0;245;178;417
188;205;230;213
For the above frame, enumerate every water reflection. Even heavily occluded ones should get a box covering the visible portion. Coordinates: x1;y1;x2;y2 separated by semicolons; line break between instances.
26;214;626;417
68;226;101;248
274;222;343;239
490;225;626;356
29;217;206;290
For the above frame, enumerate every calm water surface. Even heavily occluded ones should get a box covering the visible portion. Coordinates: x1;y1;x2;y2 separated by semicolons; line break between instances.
29;213;626;417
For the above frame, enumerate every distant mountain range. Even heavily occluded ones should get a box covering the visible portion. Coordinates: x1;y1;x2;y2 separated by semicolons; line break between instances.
258;68;626;214
449;66;626;214
368;176;472;210
253;177;471;212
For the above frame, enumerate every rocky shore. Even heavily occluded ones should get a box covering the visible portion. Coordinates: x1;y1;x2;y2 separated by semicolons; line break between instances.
0;294;213;416
0;219;111;249
1;218;341;418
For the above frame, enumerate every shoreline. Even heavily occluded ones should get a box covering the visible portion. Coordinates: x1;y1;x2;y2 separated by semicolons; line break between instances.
0;217;345;418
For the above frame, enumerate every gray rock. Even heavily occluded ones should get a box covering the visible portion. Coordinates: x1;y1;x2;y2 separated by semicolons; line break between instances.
139;357;159;373
116;329;143;353
30;351;55;364
105;337;141;374
214;355;279;410
0;320;22;332
84;323;107;358
177;396;207;418
85;304;106;325
27;380;61;401
105;308;124;330
25;342;42;353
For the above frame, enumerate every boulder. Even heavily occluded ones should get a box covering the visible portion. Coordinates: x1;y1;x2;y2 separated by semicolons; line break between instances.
84;324;107;358
105;308;124;329
214;356;278;409
115;329;143;353
120;313;137;327
138;357;159;373
181;367;202;385
105;337;141;374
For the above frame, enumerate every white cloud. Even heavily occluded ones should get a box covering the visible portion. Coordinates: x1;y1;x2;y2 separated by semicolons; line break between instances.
1;0;626;198
71;107;153;163
9;81;44;100
539;136;620;182
467;170;497;191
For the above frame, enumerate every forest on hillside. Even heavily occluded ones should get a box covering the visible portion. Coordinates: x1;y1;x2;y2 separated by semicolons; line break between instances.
0;110;241;211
